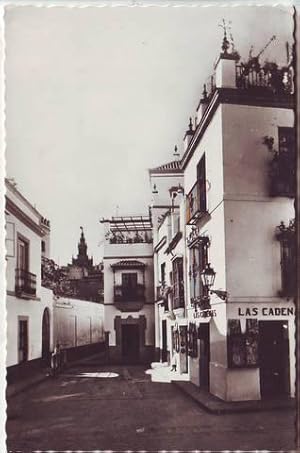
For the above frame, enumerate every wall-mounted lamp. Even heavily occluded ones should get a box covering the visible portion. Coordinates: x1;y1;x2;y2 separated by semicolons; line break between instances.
200;263;228;301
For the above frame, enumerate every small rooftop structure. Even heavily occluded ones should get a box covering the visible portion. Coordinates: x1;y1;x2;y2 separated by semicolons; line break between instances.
100;215;153;244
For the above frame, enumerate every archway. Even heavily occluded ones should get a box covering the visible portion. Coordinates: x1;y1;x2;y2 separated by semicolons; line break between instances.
42;308;51;366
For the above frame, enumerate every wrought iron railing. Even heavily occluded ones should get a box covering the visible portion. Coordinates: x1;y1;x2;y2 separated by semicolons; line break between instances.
236;64;294;95
15;269;37;298
269;152;296;198
275;220;296;298
186;180;207;224
114;284;145;302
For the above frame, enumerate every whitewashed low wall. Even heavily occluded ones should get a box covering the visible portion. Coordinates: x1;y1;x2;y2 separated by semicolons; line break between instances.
53;296;105;349
6;286;54;367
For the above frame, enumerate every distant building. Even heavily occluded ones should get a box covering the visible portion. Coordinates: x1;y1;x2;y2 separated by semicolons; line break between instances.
5;178;54;381
100;216;155;364
149;153;185;364
60;227;104;303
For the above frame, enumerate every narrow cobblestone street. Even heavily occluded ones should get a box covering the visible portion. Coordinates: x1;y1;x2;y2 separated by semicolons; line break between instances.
7;365;296;452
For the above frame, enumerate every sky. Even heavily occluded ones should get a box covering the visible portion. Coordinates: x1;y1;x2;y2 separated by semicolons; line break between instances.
5;4;294;264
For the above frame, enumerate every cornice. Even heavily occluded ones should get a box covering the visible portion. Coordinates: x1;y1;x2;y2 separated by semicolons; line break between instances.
5;197;45;237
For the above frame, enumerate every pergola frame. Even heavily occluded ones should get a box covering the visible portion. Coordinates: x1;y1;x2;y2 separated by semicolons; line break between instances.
100;216;152;235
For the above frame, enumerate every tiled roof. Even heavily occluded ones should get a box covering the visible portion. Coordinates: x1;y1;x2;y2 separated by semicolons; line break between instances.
111;260;146;269
149;160;182;174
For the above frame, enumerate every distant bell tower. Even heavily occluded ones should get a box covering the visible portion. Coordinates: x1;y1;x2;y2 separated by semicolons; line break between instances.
72;226;93;268
78;226;88;258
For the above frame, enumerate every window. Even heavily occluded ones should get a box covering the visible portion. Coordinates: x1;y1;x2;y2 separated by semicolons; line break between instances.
41;240;46;253
189;238;209;305
17;235;29;271
270;127;295;197
197;154;207;213
186;154;208;224
16;235;36;297
276;220;296;297
122;273;137;289
172;257;184;309
18;318;28;363
160;263;166;286
5;221;15;257
121;273;139;301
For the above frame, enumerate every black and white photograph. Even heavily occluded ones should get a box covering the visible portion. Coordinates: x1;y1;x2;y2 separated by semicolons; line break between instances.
2;2;298;451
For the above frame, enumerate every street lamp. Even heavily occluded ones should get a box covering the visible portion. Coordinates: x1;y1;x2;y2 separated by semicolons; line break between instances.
200;263;216;289
201;263;228;301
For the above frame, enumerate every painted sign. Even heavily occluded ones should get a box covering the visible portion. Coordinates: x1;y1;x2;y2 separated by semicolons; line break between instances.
193;308;217;319
238;306;294;317
55;300;74;309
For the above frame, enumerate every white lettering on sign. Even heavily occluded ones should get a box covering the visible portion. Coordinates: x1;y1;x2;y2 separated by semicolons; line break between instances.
238;307;294;317
193;309;217;319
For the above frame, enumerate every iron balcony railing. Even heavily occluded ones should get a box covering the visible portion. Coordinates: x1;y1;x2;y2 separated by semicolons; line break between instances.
114;284;145;302
186;180;207;225
236;65;294;95
15;269;37;298
269;152;296;198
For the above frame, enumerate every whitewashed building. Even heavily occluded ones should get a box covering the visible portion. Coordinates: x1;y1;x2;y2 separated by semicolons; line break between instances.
5;178;54;381
150;37;295;401
5;179;106;380
100;216;155;364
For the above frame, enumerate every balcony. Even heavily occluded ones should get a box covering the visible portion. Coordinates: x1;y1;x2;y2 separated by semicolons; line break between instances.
114;284;145;311
156;285;170;310
236;64;294;95
15;269;37;298
186;180;207;225
269;153;296;198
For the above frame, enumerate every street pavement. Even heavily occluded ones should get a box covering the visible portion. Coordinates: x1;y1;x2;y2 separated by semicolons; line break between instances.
7;364;296;452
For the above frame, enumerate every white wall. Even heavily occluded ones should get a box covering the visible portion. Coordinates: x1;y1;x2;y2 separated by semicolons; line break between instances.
184;106;224;211
5;211;43;296
222;104;294;197
6;287;54;367
53;296;105;349
224;199;294;299
150;173;184;207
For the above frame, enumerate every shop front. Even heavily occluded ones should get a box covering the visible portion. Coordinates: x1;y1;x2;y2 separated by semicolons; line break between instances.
170;319;188;375
226;301;296;400
187;302;223;391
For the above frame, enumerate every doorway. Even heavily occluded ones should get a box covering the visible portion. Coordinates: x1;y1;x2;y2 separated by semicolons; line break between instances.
198;323;210;390
42;308;51;365
121;324;140;364
161;320;167;362
18;318;28;363
259;321;290;398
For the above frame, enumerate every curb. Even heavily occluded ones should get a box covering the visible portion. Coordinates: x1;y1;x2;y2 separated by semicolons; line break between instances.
173;381;295;415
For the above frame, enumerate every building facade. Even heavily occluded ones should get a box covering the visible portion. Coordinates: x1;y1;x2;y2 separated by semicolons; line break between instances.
150;38;295;401
5;178;54;381
101;216;155;364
